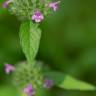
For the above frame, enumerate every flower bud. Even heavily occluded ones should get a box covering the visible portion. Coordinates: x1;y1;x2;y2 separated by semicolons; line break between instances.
9;0;51;20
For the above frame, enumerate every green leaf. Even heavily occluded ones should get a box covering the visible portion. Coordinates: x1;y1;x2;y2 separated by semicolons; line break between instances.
19;21;41;63
45;71;96;91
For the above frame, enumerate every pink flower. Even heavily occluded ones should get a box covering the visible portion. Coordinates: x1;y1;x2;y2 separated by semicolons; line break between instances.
5;64;15;74
49;1;61;11
2;0;12;8
44;79;54;89
23;84;35;96
32;10;44;23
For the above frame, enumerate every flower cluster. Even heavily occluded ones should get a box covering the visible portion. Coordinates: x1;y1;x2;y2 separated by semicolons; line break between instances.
3;0;60;22
4;62;53;96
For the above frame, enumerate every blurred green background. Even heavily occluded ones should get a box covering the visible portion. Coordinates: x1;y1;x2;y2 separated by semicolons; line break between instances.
0;0;96;95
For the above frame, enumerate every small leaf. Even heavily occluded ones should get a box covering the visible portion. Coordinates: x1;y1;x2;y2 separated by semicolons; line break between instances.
45;71;96;91
19;21;41;63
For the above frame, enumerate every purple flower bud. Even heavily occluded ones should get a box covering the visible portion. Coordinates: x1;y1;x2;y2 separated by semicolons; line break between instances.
2;0;11;8
44;79;54;89
32;10;44;23
49;1;61;11
5;64;15;74
23;84;35;96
